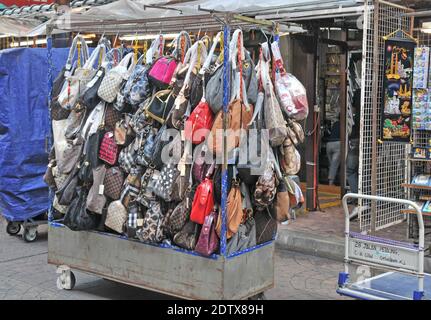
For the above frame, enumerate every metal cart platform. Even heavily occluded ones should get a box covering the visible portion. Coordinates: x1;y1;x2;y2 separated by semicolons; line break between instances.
337;194;428;300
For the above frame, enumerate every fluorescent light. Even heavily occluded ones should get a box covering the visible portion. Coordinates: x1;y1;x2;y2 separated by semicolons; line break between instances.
421;29;431;34
119;33;179;41
10;39;93;47
82;34;96;39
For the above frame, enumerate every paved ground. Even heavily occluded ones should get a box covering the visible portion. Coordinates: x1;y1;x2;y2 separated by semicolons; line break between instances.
0;217;347;300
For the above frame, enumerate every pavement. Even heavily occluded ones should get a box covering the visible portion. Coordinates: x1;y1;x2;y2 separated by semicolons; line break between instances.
0;216;347;300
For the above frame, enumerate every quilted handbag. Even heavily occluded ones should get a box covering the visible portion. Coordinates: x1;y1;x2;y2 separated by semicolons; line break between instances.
58;44;105;110
153;162;181;202
195;209;219;257
255;209;278;244
98;52;135;103
105;200;128;234
99;131;119;165
148;56;178;89
103;166;125;200
136;201;166;243
145;90;175;124
184;99;214;145
86;165;107;214
190;177;214;225
63;187;99;231
123;54;151;106
173;220;200;251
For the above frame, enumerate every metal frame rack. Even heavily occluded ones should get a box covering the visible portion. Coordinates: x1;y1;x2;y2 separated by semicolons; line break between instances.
45;9;281;300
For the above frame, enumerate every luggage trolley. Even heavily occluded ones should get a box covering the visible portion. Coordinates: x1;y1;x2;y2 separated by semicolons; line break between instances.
337;193;431;300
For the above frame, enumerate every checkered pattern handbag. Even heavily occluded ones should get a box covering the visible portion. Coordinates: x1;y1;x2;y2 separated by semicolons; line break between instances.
103;166;125;200
104;105;122;131
99;132;119;165
105;200;128;234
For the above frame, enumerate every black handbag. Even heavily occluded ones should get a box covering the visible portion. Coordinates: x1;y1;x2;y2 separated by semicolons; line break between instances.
151;125;181;170
55;168;79;206
213;164;234;205
63;187;99;231
80;68;105;110
86;129;106;169
145;90;175;124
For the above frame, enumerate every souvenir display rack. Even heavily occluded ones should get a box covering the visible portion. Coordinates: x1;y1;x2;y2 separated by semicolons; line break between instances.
45;10;293;300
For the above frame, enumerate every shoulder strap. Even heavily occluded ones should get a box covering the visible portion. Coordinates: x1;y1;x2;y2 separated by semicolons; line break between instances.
66;35;89;73
199;31;222;75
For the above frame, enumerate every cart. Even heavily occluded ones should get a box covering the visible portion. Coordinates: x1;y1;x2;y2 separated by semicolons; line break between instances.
6;216;47;243
337;193;431;300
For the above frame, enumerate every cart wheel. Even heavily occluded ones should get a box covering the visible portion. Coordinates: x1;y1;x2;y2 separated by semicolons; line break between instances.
248;292;267;300
23;227;38;242
6;221;21;235
57;270;76;290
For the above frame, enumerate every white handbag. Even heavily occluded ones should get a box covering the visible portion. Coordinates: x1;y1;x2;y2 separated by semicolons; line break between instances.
81;101;106;140
58;44;106;110
98;52;136;103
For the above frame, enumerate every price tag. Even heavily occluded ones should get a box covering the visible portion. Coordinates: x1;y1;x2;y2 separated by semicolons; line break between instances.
98;184;105;195
137;219;144;227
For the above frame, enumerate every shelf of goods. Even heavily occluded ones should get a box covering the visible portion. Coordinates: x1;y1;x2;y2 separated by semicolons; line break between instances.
45;14;307;300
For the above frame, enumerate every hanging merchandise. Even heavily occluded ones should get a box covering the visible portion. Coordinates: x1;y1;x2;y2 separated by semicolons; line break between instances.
145;89;175;124
195;209;219;257
271;41;309;121
123;53;151;107
413;47;430;89
146;34;165;65
58;43;106;110
98;52;136;103
258;43;288;147
190;164;215;225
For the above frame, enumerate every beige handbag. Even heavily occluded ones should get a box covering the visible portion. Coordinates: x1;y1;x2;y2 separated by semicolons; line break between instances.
105;200;127;233
280;138;301;175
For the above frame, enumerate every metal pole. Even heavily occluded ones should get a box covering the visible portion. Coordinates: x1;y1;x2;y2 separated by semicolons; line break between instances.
46;25;54;223
220;23;230;257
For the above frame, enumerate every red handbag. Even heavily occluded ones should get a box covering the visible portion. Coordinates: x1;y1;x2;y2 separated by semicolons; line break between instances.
190;177;214;225
185;99;214;145
99;131;119;165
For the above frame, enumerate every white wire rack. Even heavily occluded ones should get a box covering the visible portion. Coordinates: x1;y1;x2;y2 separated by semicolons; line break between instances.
358;0;413;232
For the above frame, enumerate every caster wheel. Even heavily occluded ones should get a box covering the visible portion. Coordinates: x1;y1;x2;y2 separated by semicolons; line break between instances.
23;228;38;242
6;222;21;235
57;270;76;290
248;292;266;300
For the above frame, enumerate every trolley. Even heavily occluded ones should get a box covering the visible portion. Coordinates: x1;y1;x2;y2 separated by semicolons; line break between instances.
337;193;431;300
6;216;47;243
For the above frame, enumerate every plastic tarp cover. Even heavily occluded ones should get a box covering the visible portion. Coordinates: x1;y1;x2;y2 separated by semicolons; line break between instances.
0;48;69;221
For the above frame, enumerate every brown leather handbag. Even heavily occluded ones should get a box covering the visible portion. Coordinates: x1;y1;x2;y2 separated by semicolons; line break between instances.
209;99;253;156
270;179;291;222
215;177;244;239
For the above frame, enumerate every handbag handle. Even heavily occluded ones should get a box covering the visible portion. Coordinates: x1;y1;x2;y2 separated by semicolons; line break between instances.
146;34;165;65
173;31;192;63
66;35;90;73
179;41;208;96
199;31;222;75
83;43;107;70
270;40;287;75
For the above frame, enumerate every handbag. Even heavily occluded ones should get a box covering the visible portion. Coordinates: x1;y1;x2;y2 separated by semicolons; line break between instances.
98;52;135;103
137;167;160;207
184;97;214;145
63;187;99;231
80;67;104;110
195;209;219;257
173;220;201;251
123;54;151;106
86;165;107;214
151;126;181;170
58;44;106;110
148;56;178;89
55;167;79;206
104;104;122;131
145;90;175;124
105;200;128;234
190;174;214;225
104;166;125;200
258;43;288;147
254;163;277;211
192;143;212;184
215;173;244;239
64;107;87;141
44;160;57;189
114;114;134;146
271;41;308;121
81;101;106;140
136;201;167;243
153;162;181;202
280;138;301;175
99;131;119;165
269;178;291;222
166;187;195;237
121;167;142;208
255;209;278;244
57;136;84;175
225;217;256;256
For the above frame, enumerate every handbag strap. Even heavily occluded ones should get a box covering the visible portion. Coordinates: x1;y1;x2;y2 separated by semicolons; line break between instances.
180;41;208;95
270;40;287;75
173;31;192;63
66;35;90;74
199;31;222;75
146;34;165;65
83;43;107;70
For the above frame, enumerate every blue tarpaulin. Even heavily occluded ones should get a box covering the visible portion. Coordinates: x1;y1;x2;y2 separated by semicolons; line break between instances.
0;48;69;221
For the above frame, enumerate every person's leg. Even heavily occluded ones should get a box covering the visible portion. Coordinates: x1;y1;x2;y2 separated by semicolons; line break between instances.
327;141;341;185
346;151;359;194
326;142;335;184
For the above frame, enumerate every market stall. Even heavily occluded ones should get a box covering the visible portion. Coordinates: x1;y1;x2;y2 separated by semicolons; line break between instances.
45;4;308;299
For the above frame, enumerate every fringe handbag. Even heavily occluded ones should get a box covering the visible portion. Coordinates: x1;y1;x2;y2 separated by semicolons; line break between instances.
98;52;135;103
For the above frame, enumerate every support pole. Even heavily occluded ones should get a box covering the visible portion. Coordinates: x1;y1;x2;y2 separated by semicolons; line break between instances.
220;24;230;257
46;25;54;222
340;28;348;197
